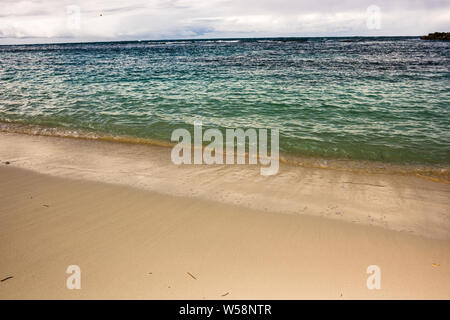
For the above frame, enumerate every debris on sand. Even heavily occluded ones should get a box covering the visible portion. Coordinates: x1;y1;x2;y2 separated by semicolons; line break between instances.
1;276;13;282
432;263;440;267
187;272;197;280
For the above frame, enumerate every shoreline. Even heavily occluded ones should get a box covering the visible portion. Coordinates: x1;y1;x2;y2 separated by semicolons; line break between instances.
1;165;449;299
1;121;449;183
1;131;450;240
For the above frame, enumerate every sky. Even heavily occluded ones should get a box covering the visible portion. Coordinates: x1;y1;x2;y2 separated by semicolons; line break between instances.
0;0;449;44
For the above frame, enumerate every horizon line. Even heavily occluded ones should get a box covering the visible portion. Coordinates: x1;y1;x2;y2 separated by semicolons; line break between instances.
0;35;427;47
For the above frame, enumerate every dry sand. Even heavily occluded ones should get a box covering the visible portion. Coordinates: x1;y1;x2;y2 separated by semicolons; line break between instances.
0;132;449;299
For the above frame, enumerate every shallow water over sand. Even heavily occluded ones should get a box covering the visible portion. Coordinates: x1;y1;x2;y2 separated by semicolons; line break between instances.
1;37;449;166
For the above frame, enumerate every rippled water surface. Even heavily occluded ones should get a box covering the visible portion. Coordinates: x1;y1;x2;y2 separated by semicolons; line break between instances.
0;37;449;166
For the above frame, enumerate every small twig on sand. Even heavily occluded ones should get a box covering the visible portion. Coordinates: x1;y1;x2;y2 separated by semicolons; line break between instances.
342;181;385;188
1;276;13;282
221;292;229;297
187;272;197;280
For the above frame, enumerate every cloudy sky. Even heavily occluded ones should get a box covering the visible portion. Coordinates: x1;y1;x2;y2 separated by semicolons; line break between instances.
0;0;449;44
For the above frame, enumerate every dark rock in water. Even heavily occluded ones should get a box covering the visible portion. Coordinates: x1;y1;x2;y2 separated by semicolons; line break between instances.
4;161;10;165
420;32;450;41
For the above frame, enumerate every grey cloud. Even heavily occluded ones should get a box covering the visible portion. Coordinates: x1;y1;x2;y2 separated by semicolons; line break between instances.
0;0;448;44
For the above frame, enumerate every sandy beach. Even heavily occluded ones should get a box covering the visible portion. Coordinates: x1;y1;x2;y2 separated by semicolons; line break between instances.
0;132;449;299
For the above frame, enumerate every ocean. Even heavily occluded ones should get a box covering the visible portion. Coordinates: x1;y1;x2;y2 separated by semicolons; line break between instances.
0;37;449;173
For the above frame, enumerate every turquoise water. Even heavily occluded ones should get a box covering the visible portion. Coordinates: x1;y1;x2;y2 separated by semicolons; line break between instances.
0;37;449;166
